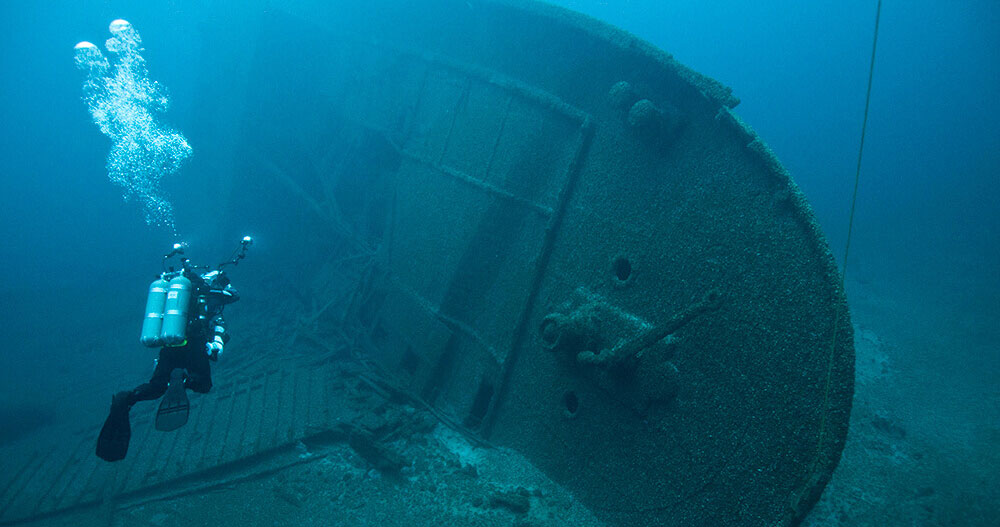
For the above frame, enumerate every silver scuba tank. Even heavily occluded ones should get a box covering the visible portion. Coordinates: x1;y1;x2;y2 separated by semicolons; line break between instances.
160;274;193;346
139;277;170;347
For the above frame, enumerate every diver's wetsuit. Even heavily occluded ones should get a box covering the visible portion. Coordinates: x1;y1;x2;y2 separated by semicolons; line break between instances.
97;274;237;462
124;281;236;405
130;323;215;402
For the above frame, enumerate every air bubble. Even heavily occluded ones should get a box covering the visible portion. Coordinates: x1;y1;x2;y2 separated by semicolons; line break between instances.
75;20;190;232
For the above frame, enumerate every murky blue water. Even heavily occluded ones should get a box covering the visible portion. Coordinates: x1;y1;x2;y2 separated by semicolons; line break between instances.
0;1;996;524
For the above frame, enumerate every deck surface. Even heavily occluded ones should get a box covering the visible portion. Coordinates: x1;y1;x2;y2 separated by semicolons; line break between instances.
0;357;341;525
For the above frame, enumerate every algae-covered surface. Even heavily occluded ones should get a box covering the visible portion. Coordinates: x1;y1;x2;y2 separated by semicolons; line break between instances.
23;421;605;527
2;1;996;526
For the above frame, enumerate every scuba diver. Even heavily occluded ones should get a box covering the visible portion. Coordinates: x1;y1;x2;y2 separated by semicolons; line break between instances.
96;237;253;462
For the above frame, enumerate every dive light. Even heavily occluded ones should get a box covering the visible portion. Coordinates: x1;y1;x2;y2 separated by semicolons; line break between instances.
142;237;253;347
164;242;188;259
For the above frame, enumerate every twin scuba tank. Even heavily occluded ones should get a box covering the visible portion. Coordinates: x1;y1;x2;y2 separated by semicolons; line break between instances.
140;237;252;348
140;273;193;347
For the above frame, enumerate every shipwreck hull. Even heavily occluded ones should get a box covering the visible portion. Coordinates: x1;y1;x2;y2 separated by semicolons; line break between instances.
232;1;854;525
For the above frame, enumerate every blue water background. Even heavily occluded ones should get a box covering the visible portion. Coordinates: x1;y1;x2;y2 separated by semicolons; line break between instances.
0;0;996;487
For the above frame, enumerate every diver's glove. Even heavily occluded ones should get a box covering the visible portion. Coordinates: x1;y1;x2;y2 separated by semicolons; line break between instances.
206;336;224;361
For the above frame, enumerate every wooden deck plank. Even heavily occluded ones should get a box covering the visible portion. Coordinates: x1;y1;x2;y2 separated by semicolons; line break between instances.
306;365;328;432
0;355;352;524
193;386;229;471
0;453;47;522
274;368;296;446
0;454;36;516
28;434;92;516
237;379;266;459
255;369;282;453
123;416;171;493
218;383;251;465
202;383;239;467
105;409;156;497
47;435;98;511
291;368;309;440
75;463;105;505
164;393;210;480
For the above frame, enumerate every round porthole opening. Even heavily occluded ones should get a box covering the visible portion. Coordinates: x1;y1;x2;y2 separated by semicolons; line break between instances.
563;390;580;417
612;255;633;283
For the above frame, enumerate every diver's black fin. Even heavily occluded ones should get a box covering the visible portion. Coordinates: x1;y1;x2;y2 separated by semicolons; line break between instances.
96;392;132;462
155;368;190;432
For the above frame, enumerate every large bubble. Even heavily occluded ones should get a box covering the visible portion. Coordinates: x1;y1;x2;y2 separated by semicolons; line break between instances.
74;19;191;232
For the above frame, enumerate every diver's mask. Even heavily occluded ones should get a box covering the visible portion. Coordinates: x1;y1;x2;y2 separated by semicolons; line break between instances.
201;270;230;288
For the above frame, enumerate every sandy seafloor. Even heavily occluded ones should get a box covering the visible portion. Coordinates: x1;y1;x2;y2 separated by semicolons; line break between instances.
804;277;1000;526
19;277;999;527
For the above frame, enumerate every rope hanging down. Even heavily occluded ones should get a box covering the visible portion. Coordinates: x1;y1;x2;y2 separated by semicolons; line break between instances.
813;0;882;483
843;0;882;274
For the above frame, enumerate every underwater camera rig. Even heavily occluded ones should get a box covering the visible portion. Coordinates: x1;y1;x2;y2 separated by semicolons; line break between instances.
140;236;253;348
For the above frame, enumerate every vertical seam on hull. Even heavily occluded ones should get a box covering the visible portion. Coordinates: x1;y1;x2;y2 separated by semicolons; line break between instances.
483;116;595;437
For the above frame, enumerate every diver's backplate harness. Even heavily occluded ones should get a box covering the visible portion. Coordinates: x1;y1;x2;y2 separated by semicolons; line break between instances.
140;237;252;359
